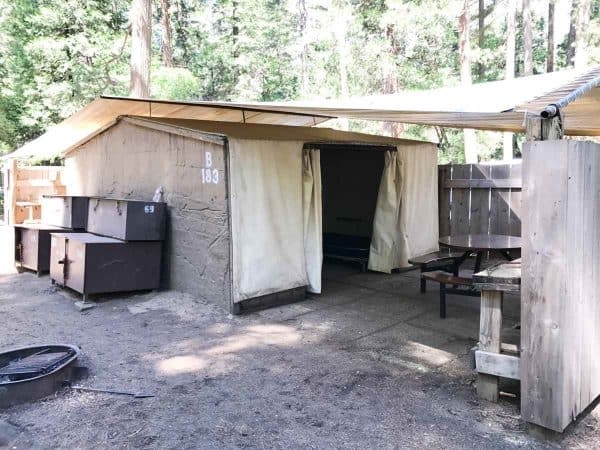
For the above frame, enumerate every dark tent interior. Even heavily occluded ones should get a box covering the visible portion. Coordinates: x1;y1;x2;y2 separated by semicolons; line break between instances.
316;144;392;271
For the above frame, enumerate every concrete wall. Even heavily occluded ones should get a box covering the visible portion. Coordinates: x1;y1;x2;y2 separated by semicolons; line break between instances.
64;118;231;308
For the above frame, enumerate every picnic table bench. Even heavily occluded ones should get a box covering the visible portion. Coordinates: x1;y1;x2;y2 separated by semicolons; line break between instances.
472;259;521;402
408;249;466;293
421;272;480;318
411;234;521;318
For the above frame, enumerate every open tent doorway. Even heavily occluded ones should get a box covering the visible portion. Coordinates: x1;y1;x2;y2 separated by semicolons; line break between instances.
302;141;439;298
315;144;391;273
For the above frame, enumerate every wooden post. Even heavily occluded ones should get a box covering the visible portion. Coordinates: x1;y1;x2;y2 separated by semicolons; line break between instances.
524;114;563;141
3;159;17;225
477;289;503;401
522;140;600;432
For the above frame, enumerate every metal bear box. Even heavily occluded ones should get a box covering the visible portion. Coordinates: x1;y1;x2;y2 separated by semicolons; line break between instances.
86;198;166;241
50;233;161;301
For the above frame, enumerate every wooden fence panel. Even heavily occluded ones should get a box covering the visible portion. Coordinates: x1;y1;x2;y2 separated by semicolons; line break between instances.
489;164;511;235
470;164;491;234
509;163;522;236
439;162;522;238
449;165;471;235
438;165;451;237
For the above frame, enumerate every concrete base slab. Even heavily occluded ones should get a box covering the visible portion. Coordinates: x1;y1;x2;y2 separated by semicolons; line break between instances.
75;300;96;312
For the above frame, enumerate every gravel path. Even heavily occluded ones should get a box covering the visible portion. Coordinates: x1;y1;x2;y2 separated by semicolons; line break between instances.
0;270;598;449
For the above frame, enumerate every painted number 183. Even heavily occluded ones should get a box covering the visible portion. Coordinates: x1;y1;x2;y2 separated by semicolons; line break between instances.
202;151;219;184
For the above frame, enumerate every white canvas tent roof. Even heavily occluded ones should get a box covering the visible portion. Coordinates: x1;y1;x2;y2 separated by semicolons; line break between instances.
7;97;333;160
8;66;600;159
226;66;600;135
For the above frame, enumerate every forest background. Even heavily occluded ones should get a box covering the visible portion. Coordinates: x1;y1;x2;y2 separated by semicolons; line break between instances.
0;0;598;162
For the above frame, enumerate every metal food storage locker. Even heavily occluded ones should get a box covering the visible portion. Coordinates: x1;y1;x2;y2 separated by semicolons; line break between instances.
50;232;162;300
86;198;166;241
41;195;89;229
14;224;69;275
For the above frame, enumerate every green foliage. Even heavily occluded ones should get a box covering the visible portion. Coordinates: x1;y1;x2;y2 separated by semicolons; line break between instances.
0;0;584;163
0;0;130;151
151;67;199;99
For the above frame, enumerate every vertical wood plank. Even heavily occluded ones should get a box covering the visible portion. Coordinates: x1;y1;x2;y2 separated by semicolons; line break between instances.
522;140;569;432
5;159;17;225
521;140;600;432
438;165;451;237
477;289;503;402
449;164;471;235
590;145;600;402
509;162;522;236
566;143;584;418
489;164;511;235
469;164;491;234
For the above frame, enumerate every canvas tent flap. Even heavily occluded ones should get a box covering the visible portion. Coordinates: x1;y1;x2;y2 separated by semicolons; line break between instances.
368;151;402;273
229;138;308;302
368;143;439;272
302;148;323;294
396;143;439;266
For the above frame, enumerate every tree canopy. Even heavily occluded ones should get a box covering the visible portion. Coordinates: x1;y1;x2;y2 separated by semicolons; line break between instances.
1;0;598;160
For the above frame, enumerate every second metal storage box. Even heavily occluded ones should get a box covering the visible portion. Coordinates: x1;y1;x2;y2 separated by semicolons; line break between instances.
50;233;161;300
41;195;89;229
87;198;166;241
14;224;68;275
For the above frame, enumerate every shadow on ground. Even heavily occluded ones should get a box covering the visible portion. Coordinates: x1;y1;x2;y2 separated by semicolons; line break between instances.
0;256;597;449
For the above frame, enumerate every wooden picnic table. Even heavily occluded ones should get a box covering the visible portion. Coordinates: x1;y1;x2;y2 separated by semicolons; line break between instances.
439;233;522;273
472;259;522;402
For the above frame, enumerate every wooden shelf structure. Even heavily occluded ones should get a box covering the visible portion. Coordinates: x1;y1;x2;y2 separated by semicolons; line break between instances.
2;160;65;225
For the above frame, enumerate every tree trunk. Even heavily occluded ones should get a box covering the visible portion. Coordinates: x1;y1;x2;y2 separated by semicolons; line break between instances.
459;0;477;163
298;0;309;96
382;71;403;138
574;0;591;68
160;0;173;67
566;0;591;68
478;0;485;80
506;0;516;78
130;0;151;97
335;10;350;130
382;25;404;138
547;0;555;72
566;0;578;66
232;0;240;86
504;0;517;160
522;0;533;76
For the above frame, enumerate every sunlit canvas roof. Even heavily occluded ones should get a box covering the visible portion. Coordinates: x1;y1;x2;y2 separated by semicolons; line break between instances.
224;66;600;135
8;66;600;159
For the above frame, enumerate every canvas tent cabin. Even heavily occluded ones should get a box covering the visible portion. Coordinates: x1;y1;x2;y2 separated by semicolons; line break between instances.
18;107;438;312
10;67;600;435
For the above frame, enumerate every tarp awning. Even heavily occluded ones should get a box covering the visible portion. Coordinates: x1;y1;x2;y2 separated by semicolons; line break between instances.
224;66;600;136
8;65;600;159
8;97;333;160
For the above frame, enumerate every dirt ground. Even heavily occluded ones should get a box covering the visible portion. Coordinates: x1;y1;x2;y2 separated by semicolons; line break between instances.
1;231;600;448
